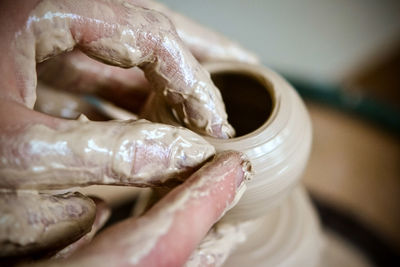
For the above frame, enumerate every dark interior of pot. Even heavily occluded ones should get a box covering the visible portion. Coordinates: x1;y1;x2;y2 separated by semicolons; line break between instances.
211;71;273;137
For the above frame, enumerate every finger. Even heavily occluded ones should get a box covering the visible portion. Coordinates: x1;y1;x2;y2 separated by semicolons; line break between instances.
4;0;233;138
132;0;259;63
131;189;246;267
0;191;96;258
53;197;111;259
42;151;252;267
0;102;215;190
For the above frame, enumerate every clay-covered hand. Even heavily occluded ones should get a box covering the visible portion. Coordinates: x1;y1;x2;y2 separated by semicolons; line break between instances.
0;0;260;138
0;0;254;262
11;152;249;267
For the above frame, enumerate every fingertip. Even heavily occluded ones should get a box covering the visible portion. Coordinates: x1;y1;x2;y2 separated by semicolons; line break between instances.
88;196;111;229
220;122;236;139
53;196;111;259
0;191;96;258
209;121;235;139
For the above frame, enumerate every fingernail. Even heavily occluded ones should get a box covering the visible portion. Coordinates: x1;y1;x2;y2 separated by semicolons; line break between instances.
221;123;235;139
237;153;253;188
222;153;252;218
211;122;235;139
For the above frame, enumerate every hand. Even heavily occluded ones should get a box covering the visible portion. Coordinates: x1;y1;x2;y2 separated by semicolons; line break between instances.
0;0;254;265
29;151;250;267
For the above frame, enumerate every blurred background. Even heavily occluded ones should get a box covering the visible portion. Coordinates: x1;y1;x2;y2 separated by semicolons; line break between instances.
159;0;400;266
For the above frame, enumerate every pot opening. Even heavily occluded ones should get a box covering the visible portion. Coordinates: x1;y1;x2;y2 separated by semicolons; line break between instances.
211;71;273;137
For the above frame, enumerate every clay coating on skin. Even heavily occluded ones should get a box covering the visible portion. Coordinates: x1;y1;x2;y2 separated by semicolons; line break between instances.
11;0;234;138
34;151;252;267
0;191;96;257
52;197;111;259
0;119;215;190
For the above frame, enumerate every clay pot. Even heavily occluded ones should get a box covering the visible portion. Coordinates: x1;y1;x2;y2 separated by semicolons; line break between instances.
143;61;313;221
